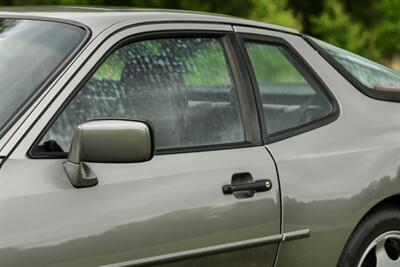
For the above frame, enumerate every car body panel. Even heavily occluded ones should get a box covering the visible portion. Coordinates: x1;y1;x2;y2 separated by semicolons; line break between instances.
0;147;281;266
236;25;400;266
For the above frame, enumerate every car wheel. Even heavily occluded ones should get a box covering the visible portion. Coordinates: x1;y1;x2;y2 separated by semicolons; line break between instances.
337;205;400;267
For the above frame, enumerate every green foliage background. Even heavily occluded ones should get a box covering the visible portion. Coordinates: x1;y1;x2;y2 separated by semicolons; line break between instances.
1;0;399;67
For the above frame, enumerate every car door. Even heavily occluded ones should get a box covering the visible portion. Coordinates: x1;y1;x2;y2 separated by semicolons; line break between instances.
0;23;281;267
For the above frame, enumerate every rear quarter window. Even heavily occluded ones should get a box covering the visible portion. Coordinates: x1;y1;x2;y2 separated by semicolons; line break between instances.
309;37;400;101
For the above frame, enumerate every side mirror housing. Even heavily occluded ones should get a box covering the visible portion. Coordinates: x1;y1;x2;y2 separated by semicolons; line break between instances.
64;119;154;188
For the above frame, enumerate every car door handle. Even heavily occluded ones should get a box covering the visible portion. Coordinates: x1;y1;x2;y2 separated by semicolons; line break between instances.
222;179;272;195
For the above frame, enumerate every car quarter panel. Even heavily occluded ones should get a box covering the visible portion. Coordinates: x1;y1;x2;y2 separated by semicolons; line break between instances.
235;26;400;267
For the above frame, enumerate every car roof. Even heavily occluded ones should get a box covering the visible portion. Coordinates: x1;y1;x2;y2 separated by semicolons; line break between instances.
0;6;299;35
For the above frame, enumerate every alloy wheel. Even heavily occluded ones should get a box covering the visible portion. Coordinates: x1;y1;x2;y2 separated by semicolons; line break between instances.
358;231;400;267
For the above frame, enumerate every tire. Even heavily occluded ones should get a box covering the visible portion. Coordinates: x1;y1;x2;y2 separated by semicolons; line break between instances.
337;205;400;267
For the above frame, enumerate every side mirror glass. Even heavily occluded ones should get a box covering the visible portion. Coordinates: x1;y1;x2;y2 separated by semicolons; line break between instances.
64;119;154;188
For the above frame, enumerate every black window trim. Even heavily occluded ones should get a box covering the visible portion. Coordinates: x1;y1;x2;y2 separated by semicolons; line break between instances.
305;35;400;102
236;33;340;144
29;30;263;159
0;16;92;141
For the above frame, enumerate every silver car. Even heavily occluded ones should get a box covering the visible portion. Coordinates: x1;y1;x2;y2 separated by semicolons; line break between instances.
0;6;400;267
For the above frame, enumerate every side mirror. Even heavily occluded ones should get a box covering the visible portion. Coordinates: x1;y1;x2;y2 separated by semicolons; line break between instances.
64;119;154;188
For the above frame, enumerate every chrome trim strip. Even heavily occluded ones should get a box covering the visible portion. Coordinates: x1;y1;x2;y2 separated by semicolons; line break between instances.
100;229;310;267
283;229;311;242
100;235;282;267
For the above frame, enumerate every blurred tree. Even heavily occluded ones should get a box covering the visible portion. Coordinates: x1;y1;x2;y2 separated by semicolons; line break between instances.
286;0;323;32
343;0;376;26
309;0;377;59
371;0;400;59
248;0;302;30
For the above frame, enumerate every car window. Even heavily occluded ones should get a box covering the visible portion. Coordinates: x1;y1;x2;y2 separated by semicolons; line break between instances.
311;37;400;94
0;19;85;137
244;41;334;135
34;37;245;154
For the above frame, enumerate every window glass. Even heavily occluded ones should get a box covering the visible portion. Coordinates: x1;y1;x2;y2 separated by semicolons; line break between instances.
0;19;85;134
312;37;400;92
35;37;245;154
245;41;333;135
